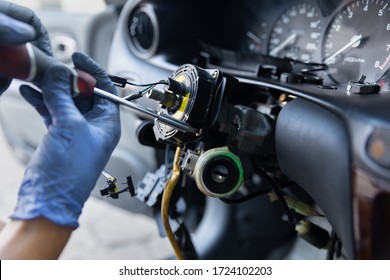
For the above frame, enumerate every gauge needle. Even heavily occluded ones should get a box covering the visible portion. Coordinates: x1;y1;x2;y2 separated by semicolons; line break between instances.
270;33;297;57
373;53;390;82
379;54;390;71
324;34;363;65
246;31;262;44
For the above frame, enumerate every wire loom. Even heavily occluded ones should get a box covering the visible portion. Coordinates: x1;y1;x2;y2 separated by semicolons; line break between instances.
161;147;184;260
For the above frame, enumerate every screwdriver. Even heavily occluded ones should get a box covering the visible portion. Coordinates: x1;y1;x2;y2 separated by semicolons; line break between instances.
0;43;199;134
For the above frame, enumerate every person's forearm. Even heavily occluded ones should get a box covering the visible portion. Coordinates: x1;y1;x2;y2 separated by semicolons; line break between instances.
0;218;73;259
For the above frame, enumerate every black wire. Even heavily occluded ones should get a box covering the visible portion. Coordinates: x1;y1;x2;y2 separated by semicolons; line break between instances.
122;78;171;101
126;80;169;87
113;187;130;195
123;85;154;101
220;188;270;204
327;231;337;260
335;238;343;259
109;75;168;88
255;167;296;225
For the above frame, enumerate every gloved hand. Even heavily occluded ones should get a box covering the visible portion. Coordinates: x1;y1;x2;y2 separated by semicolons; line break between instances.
0;1;52;95
11;52;121;227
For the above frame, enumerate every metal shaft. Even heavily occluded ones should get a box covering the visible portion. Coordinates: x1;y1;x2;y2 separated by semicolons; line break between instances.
101;169;114;179
93;88;199;134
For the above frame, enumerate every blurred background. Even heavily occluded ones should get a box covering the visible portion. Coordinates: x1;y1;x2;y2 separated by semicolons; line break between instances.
0;0;173;259
7;0;107;13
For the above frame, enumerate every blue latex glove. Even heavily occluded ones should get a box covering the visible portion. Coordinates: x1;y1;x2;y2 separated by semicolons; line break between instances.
0;1;52;95
11;52;121;227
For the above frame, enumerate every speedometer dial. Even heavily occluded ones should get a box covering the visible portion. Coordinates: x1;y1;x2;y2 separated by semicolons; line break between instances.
268;2;322;62
323;0;390;85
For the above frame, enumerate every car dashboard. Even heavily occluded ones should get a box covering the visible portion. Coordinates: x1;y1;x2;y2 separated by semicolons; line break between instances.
111;0;390;90
104;0;390;259
239;0;390;88
2;0;389;260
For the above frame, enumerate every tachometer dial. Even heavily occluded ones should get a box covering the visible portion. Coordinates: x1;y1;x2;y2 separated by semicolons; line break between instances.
323;0;390;84
268;2;322;62
244;21;269;54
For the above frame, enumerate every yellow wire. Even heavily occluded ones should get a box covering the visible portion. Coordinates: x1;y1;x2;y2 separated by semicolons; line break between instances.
161;147;184;260
284;196;321;217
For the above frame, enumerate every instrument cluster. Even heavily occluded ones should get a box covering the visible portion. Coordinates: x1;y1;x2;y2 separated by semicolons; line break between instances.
240;0;390;87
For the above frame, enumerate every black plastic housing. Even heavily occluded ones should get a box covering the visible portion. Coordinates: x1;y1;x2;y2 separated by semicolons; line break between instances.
275;98;354;259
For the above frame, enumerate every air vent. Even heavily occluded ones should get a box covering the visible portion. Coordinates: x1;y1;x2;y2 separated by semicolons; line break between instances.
50;33;77;65
127;5;158;58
